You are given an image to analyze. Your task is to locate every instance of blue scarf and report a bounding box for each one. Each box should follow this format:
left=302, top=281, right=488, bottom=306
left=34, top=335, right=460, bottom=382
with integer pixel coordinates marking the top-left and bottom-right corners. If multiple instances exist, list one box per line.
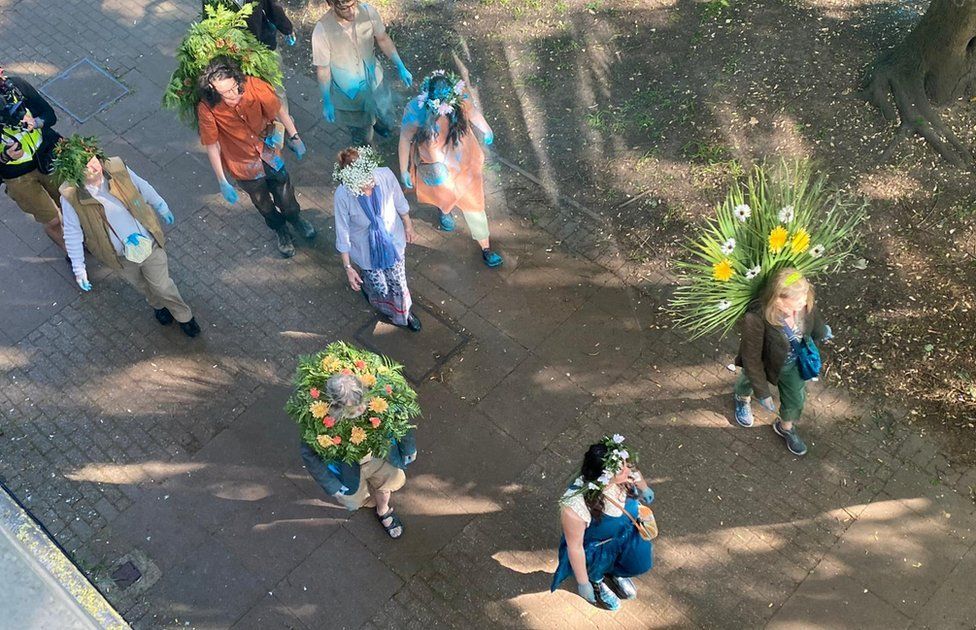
left=357, top=186, right=400, bottom=269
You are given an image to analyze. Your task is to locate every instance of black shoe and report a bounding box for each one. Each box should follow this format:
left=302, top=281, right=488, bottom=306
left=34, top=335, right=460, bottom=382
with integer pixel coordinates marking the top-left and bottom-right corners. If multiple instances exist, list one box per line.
left=291, top=217, right=317, bottom=240
left=373, top=122, right=391, bottom=138
left=179, top=317, right=201, bottom=338
left=154, top=307, right=174, bottom=325
left=276, top=227, right=295, bottom=258
left=406, top=313, right=422, bottom=332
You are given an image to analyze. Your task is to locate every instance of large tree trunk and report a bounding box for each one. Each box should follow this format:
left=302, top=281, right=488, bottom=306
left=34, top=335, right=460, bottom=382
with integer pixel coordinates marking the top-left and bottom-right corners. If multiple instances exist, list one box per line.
left=862, top=0, right=976, bottom=166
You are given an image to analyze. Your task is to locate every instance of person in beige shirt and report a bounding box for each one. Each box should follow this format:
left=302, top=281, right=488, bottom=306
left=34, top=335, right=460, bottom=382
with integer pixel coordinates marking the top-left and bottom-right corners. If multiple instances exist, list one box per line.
left=311, top=0, right=413, bottom=144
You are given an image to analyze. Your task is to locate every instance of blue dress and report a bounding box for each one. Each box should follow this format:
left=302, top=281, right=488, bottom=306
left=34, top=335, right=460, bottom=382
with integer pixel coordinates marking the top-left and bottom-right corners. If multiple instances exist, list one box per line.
left=550, top=489, right=654, bottom=591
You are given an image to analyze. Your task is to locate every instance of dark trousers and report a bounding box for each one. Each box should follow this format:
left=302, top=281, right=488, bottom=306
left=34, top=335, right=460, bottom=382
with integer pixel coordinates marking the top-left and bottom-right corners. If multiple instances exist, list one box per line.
left=237, top=163, right=301, bottom=231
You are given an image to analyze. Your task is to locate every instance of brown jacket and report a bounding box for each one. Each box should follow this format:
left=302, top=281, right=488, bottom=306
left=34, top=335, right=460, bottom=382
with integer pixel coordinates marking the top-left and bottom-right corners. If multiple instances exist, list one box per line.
left=734, top=301, right=826, bottom=399
left=59, top=157, right=165, bottom=270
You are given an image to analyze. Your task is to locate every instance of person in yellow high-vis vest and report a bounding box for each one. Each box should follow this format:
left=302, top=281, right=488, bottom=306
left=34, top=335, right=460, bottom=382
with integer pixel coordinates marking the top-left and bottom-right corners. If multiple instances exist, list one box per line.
left=0, top=68, right=65, bottom=251
left=55, top=135, right=201, bottom=338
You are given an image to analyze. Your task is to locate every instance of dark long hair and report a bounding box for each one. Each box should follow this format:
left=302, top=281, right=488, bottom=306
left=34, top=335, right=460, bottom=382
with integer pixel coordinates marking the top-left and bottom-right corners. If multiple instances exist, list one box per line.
left=197, top=56, right=246, bottom=108
left=580, top=443, right=609, bottom=522
left=413, top=76, right=470, bottom=148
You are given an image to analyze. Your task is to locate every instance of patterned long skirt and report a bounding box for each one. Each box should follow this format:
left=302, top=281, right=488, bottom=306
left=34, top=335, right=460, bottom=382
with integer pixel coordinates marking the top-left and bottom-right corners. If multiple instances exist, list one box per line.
left=361, top=260, right=412, bottom=327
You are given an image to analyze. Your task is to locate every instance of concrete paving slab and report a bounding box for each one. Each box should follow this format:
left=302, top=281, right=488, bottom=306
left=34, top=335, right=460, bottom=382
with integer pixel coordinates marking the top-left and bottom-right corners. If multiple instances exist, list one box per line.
left=354, top=305, right=467, bottom=383
left=441, top=309, right=529, bottom=401
left=274, top=528, right=403, bottom=629
left=231, top=593, right=308, bottom=630
left=912, top=541, right=976, bottom=629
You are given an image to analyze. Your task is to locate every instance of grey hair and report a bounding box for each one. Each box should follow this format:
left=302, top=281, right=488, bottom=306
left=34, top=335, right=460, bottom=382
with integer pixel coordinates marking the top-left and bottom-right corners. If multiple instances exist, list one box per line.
left=325, top=373, right=365, bottom=417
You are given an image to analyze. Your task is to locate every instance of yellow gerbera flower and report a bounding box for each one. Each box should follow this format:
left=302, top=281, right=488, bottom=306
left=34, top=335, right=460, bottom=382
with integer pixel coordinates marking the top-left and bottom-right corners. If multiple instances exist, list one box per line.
left=350, top=426, right=367, bottom=445
left=368, top=397, right=389, bottom=413
left=316, top=434, right=334, bottom=449
left=712, top=258, right=734, bottom=282
left=361, top=373, right=377, bottom=388
left=320, top=355, right=341, bottom=372
left=309, top=401, right=329, bottom=419
left=768, top=226, right=789, bottom=253
left=790, top=228, right=811, bottom=254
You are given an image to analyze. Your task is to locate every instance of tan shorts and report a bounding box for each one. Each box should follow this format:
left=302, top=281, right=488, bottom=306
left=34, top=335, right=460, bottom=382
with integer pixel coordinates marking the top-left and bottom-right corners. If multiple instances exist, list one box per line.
left=337, top=457, right=406, bottom=511
left=4, top=169, right=61, bottom=223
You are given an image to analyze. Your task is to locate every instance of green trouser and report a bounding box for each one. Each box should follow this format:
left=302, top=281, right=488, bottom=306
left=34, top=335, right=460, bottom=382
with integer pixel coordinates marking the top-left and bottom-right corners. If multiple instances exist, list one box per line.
left=734, top=361, right=806, bottom=423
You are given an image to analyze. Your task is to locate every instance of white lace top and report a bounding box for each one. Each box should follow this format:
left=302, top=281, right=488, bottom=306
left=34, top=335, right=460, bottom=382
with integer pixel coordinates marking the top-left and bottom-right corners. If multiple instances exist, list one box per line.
left=559, top=478, right=626, bottom=525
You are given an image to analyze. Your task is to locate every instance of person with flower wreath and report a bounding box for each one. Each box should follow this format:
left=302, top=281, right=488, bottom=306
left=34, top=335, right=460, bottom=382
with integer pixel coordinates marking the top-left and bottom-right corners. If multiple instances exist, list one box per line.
left=398, top=70, right=502, bottom=268
left=551, top=435, right=655, bottom=611
left=55, top=135, right=201, bottom=338
left=312, top=0, right=413, bottom=145
left=333, top=145, right=420, bottom=331
left=733, top=267, right=832, bottom=456
left=299, top=372, right=417, bottom=538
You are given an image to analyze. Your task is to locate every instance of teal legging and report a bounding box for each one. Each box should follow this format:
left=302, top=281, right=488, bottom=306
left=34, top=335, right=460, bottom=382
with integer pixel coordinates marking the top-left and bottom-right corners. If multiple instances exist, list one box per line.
left=735, top=362, right=806, bottom=423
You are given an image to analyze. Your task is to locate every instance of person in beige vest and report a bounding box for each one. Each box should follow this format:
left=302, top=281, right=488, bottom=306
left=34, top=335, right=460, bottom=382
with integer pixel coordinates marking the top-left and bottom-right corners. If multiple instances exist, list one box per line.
left=55, top=135, right=200, bottom=338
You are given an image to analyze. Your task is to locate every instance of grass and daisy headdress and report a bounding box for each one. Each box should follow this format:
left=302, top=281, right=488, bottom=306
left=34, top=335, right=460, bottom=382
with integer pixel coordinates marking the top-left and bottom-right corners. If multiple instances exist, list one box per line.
left=163, top=3, right=283, bottom=125
left=669, top=160, right=867, bottom=338
left=52, top=135, right=105, bottom=185
left=333, top=146, right=380, bottom=196
left=417, top=70, right=466, bottom=117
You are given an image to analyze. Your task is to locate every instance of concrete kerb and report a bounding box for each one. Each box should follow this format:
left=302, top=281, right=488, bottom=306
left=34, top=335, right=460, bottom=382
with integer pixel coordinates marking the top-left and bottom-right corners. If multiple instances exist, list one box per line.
left=0, top=481, right=129, bottom=630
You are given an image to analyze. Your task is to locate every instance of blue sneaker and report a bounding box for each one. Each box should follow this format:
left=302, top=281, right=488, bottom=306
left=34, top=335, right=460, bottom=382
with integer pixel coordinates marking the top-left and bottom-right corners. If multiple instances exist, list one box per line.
left=773, top=420, right=808, bottom=456
left=734, top=394, right=754, bottom=427
left=605, top=575, right=637, bottom=600
left=593, top=580, right=620, bottom=611
left=438, top=212, right=455, bottom=232
left=482, top=249, right=503, bottom=268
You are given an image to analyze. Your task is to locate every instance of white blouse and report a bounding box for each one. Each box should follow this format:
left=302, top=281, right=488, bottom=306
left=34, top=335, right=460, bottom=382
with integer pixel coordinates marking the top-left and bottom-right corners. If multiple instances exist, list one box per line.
left=560, top=478, right=626, bottom=525
left=333, top=167, right=410, bottom=270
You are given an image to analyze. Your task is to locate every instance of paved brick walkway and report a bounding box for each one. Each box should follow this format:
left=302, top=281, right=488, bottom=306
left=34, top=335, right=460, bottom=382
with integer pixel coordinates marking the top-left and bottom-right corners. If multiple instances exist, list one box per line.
left=2, top=1, right=976, bottom=628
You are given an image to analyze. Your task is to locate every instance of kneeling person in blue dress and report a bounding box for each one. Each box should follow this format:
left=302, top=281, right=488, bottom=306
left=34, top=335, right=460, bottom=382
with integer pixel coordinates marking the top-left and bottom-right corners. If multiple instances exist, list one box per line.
left=551, top=434, right=656, bottom=611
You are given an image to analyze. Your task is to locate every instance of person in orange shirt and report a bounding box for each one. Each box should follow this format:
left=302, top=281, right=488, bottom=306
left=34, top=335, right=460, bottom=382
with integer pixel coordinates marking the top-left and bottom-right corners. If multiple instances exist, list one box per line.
left=197, top=56, right=314, bottom=258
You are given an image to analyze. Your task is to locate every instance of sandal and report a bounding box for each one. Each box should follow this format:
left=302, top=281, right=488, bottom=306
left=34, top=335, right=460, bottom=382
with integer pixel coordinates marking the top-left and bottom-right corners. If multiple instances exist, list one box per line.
left=377, top=508, right=403, bottom=539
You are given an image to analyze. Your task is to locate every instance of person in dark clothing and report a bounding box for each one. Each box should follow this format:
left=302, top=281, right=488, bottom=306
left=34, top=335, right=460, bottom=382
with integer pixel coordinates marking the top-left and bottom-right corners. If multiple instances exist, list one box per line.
left=0, top=67, right=65, bottom=250
left=202, top=0, right=302, bottom=151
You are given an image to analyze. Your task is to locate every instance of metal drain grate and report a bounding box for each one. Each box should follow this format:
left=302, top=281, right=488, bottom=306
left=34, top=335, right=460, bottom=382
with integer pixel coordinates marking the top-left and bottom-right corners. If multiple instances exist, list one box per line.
left=40, top=58, right=129, bottom=123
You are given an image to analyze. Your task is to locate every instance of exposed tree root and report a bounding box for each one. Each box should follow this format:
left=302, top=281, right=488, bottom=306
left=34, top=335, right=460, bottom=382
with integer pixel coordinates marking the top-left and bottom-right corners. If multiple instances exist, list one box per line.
left=861, top=58, right=973, bottom=167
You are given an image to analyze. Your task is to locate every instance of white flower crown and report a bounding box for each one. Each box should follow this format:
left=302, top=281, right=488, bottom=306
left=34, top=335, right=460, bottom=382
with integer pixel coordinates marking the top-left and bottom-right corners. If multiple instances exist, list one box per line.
left=332, top=146, right=379, bottom=197
left=417, top=70, right=466, bottom=117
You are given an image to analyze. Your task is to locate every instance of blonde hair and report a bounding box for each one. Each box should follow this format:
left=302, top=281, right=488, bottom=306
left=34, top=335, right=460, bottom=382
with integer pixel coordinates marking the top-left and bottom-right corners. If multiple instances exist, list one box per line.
left=761, top=267, right=814, bottom=325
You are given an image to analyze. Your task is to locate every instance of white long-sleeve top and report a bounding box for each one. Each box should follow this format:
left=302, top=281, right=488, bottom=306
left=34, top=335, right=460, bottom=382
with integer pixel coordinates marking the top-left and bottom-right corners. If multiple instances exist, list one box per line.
left=61, top=167, right=166, bottom=277
left=333, top=167, right=410, bottom=270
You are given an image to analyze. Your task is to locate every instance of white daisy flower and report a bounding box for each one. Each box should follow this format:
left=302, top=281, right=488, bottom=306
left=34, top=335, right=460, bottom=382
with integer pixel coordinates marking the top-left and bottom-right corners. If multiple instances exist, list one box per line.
left=745, top=265, right=761, bottom=280
left=721, top=237, right=736, bottom=255
left=717, top=300, right=731, bottom=311
left=778, top=205, right=795, bottom=223
left=611, top=434, right=625, bottom=444
left=619, top=449, right=630, bottom=460
left=734, top=204, right=751, bottom=222
left=809, top=244, right=825, bottom=258
left=587, top=482, right=600, bottom=491
left=453, top=80, right=466, bottom=94
left=597, top=472, right=613, bottom=485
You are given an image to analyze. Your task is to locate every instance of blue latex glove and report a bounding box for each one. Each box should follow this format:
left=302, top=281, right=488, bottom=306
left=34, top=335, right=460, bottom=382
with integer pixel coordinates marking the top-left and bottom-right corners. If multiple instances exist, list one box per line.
left=392, top=54, right=413, bottom=87
left=333, top=484, right=350, bottom=496
left=577, top=582, right=596, bottom=603
left=759, top=396, right=776, bottom=413
left=265, top=127, right=284, bottom=148
left=483, top=130, right=494, bottom=145
left=404, top=452, right=416, bottom=465
left=155, top=202, right=174, bottom=225
left=322, top=98, right=336, bottom=123
left=822, top=324, right=834, bottom=342
left=75, top=271, right=91, bottom=292
left=125, top=233, right=143, bottom=246
left=285, top=33, right=296, bottom=46
left=286, top=135, right=306, bottom=160
left=401, top=171, right=412, bottom=189
left=639, top=486, right=655, bottom=505
left=219, top=179, right=238, bottom=204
